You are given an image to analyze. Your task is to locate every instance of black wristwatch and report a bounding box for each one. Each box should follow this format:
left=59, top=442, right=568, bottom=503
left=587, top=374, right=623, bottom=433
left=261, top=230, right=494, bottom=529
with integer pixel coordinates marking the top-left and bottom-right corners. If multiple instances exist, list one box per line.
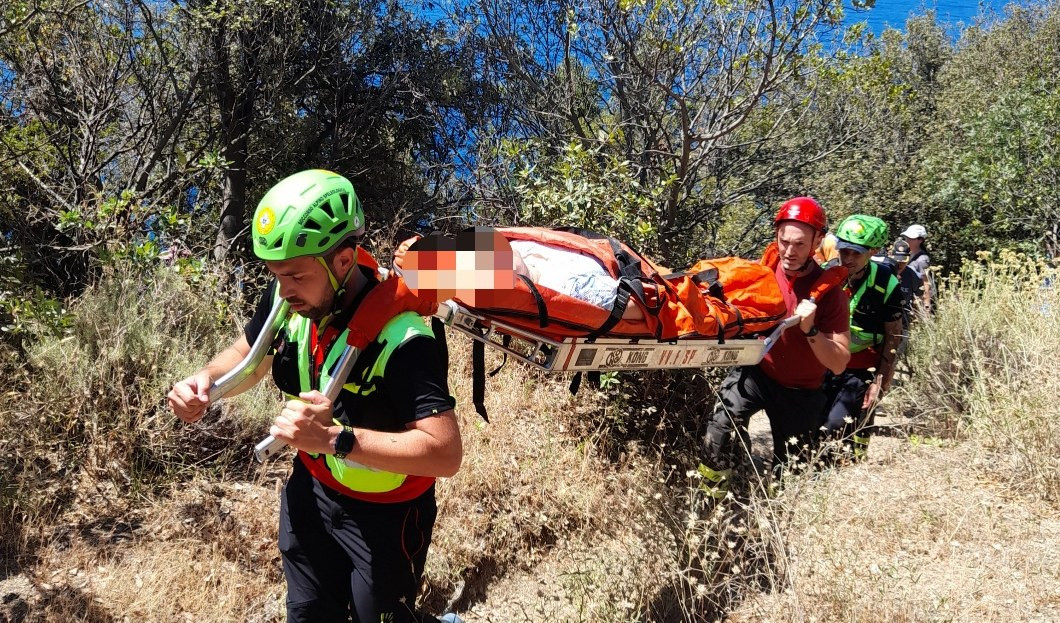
left=803, top=325, right=819, bottom=337
left=333, top=426, right=356, bottom=460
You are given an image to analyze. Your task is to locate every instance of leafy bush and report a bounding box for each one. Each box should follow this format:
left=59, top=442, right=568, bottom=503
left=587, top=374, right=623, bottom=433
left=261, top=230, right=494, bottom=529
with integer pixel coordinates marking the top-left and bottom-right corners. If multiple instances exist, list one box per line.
left=0, top=260, right=279, bottom=566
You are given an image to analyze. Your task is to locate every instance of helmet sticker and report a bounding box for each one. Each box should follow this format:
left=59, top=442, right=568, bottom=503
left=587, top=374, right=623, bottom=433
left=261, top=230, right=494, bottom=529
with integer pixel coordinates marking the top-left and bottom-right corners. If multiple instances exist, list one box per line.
left=256, top=206, right=276, bottom=236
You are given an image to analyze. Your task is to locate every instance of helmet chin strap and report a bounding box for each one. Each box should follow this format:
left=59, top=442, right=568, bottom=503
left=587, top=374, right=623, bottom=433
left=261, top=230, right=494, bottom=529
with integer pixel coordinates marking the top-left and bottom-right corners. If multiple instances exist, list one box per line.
left=315, top=255, right=358, bottom=329
left=784, top=256, right=816, bottom=277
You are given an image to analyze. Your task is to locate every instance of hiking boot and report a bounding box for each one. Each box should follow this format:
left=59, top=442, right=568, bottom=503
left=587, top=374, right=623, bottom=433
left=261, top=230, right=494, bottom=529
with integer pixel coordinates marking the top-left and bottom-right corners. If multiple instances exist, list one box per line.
left=852, top=434, right=871, bottom=461
left=697, top=464, right=731, bottom=500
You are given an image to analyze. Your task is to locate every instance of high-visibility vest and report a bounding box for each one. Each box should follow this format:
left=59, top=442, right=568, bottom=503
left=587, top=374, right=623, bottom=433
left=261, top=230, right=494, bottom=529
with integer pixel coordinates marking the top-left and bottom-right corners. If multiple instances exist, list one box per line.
left=277, top=248, right=444, bottom=502
left=846, top=261, right=899, bottom=353
left=283, top=309, right=437, bottom=497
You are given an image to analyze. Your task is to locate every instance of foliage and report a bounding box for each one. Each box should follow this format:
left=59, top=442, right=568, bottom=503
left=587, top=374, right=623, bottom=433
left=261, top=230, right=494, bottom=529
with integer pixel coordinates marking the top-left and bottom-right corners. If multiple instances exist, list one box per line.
left=503, top=139, right=671, bottom=254
left=460, top=0, right=850, bottom=265
left=914, top=5, right=1060, bottom=267
left=0, top=260, right=279, bottom=567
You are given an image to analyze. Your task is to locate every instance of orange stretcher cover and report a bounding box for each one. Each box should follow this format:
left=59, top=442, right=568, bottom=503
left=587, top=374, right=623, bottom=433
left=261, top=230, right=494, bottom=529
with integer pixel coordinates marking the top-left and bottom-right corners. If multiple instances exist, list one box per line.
left=449, top=227, right=787, bottom=341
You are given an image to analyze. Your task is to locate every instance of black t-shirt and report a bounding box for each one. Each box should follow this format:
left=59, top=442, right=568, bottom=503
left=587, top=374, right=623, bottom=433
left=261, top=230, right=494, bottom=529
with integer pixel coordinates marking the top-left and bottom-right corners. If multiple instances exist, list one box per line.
left=244, top=279, right=455, bottom=431
left=849, top=263, right=905, bottom=332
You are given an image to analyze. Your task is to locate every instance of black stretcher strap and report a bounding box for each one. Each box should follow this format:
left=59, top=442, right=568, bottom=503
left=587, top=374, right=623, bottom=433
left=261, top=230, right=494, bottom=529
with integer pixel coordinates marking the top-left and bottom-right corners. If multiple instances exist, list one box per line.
left=472, top=340, right=489, bottom=422
left=586, top=283, right=633, bottom=341
left=516, top=273, right=549, bottom=328
left=569, top=370, right=601, bottom=395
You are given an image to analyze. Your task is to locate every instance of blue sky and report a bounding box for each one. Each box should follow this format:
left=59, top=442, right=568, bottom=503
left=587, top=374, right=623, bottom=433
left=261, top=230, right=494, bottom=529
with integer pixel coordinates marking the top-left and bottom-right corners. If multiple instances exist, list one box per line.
left=843, top=0, right=1033, bottom=36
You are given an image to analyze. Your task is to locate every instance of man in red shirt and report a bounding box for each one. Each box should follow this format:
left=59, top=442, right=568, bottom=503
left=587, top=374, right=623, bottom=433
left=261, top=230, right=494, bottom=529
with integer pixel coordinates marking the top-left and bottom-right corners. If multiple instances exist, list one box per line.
left=699, top=197, right=850, bottom=497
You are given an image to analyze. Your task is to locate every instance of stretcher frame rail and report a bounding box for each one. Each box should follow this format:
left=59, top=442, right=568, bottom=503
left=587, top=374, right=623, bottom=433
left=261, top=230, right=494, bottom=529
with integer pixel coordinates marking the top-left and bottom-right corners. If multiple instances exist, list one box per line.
left=432, top=300, right=799, bottom=373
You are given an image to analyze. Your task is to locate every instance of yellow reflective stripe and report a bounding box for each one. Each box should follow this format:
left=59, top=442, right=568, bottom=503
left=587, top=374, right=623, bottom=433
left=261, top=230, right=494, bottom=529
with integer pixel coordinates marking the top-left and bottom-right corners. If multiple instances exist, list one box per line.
left=697, top=464, right=731, bottom=483
left=323, top=455, right=407, bottom=493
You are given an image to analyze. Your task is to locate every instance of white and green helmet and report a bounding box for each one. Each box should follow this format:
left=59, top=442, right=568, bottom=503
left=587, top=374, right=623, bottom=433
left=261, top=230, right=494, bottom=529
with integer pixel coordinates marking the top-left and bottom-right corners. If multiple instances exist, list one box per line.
left=252, top=169, right=365, bottom=261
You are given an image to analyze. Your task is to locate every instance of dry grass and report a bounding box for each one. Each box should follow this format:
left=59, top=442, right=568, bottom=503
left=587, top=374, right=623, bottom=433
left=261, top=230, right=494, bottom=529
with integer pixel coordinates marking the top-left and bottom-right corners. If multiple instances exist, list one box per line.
left=727, top=436, right=1060, bottom=623
left=423, top=342, right=680, bottom=619
left=894, top=252, right=1060, bottom=502
left=19, top=478, right=285, bottom=623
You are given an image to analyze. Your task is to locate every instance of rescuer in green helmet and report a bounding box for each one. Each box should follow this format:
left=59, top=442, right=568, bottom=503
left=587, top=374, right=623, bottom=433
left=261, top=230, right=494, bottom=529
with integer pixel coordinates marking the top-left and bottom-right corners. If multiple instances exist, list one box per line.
left=168, top=169, right=464, bottom=623
left=823, top=214, right=905, bottom=461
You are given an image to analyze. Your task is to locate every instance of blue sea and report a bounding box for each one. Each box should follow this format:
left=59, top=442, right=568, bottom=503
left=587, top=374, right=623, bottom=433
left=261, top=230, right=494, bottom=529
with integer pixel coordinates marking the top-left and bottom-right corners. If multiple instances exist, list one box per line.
left=843, top=0, right=1039, bottom=36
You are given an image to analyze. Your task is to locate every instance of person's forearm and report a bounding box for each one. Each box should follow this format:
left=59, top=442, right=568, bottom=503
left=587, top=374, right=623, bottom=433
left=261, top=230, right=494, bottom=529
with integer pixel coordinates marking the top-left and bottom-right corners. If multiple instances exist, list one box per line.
left=337, top=415, right=462, bottom=477
left=877, top=325, right=904, bottom=391
left=809, top=333, right=850, bottom=375
left=200, top=346, right=246, bottom=379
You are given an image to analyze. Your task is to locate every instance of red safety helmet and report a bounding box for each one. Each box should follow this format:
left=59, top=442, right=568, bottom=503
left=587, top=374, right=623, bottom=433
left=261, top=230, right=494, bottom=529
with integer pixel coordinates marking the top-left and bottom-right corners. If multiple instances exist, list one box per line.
left=774, top=196, right=827, bottom=233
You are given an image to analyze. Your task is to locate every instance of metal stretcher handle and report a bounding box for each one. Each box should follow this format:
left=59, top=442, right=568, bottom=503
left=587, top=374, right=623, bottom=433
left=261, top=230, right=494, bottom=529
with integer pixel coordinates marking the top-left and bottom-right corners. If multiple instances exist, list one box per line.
left=760, top=315, right=802, bottom=358
left=253, top=345, right=361, bottom=462
left=208, top=299, right=290, bottom=403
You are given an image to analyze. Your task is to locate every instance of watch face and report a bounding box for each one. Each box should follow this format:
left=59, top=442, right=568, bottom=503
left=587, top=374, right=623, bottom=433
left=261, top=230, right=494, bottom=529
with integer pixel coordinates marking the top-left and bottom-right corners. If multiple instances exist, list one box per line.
left=336, top=428, right=356, bottom=454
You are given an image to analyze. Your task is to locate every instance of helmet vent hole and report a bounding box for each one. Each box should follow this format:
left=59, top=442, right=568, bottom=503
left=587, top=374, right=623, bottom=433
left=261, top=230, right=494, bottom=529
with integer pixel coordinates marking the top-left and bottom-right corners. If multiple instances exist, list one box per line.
left=295, top=232, right=308, bottom=248
left=302, top=218, right=322, bottom=232
left=329, top=222, right=346, bottom=235
left=319, top=197, right=337, bottom=220
left=318, top=236, right=331, bottom=249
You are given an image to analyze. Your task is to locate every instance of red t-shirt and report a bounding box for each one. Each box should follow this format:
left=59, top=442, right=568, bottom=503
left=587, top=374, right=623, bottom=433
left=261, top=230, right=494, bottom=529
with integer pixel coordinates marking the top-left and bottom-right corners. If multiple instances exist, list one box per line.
left=758, top=263, right=849, bottom=389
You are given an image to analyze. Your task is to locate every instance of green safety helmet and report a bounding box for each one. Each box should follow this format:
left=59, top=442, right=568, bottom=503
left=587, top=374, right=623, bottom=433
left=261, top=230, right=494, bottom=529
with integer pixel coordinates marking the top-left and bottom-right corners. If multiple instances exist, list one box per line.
left=251, top=169, right=364, bottom=261
left=835, top=214, right=889, bottom=254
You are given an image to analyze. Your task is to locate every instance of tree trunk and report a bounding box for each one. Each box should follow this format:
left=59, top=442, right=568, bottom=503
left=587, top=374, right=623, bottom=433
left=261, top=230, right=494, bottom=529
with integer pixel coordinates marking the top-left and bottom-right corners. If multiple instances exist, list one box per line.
left=211, top=21, right=256, bottom=262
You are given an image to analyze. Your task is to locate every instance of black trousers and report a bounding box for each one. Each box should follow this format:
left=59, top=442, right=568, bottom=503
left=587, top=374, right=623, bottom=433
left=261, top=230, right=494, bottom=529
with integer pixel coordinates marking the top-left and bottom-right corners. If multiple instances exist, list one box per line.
left=279, top=459, right=439, bottom=623
left=822, top=368, right=877, bottom=441
left=702, top=365, right=827, bottom=474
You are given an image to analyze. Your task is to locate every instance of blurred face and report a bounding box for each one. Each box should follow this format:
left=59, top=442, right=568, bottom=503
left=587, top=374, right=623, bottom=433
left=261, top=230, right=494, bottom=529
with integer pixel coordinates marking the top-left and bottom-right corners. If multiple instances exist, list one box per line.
left=776, top=221, right=822, bottom=273
left=400, top=228, right=516, bottom=305
left=839, top=247, right=873, bottom=275
left=266, top=248, right=355, bottom=320
left=904, top=236, right=923, bottom=252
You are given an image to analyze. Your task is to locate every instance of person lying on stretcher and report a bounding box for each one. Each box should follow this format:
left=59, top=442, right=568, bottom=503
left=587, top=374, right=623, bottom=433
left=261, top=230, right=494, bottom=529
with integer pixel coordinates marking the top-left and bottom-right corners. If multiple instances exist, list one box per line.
left=392, top=231, right=648, bottom=320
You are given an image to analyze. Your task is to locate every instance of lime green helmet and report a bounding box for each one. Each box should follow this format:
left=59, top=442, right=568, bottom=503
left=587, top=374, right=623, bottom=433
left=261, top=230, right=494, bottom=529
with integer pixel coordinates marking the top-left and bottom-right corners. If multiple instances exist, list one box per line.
left=252, top=169, right=364, bottom=261
left=835, top=214, right=890, bottom=253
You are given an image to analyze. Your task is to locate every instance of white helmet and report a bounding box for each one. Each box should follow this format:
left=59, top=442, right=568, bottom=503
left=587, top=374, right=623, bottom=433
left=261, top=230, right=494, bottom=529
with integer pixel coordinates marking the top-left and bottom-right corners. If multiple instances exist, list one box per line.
left=901, top=224, right=927, bottom=240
